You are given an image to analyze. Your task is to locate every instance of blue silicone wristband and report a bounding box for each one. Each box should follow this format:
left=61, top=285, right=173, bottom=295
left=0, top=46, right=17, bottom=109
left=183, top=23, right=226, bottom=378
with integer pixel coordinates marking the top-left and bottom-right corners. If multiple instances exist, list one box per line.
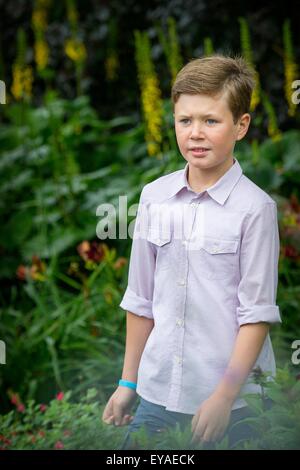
left=118, top=379, right=137, bottom=390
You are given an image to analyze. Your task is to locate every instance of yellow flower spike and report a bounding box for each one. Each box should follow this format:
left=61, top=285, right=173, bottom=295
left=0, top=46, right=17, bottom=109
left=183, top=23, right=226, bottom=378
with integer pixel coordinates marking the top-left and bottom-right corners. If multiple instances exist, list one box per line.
left=239, top=17, right=261, bottom=111
left=11, top=64, right=23, bottom=100
left=272, top=132, right=282, bottom=143
left=68, top=7, right=78, bottom=29
left=147, top=142, right=159, bottom=157
left=32, top=9, right=47, bottom=30
left=38, top=0, right=51, bottom=7
left=32, top=0, right=51, bottom=71
left=166, top=17, right=183, bottom=84
left=156, top=17, right=182, bottom=85
left=11, top=28, right=33, bottom=101
left=261, top=92, right=281, bottom=141
left=134, top=30, right=164, bottom=158
left=23, top=66, right=33, bottom=98
left=35, top=39, right=50, bottom=71
left=65, top=38, right=87, bottom=63
left=250, top=74, right=260, bottom=112
left=11, top=65, right=33, bottom=100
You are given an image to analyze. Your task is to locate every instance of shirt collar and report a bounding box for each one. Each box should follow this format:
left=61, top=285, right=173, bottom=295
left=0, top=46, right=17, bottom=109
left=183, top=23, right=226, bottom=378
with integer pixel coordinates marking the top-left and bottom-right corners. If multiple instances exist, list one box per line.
left=158, top=157, right=243, bottom=205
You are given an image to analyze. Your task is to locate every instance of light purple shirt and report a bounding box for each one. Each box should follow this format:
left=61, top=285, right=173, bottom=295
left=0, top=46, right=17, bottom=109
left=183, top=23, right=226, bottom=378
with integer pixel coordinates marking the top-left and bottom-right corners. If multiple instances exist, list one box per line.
left=119, top=157, right=282, bottom=414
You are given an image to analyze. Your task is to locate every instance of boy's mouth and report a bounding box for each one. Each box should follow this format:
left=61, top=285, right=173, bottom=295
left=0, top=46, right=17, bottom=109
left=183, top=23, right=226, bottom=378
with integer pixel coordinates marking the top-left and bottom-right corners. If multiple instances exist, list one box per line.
left=189, top=147, right=210, bottom=155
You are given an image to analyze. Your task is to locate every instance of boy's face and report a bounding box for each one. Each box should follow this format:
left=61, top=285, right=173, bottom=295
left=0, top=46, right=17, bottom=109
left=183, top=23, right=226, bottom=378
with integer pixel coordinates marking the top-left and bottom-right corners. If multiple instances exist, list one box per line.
left=173, top=92, right=250, bottom=172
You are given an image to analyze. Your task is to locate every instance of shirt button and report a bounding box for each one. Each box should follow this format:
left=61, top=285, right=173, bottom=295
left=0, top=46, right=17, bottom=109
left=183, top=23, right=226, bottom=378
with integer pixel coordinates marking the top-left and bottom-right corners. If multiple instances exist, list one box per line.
left=177, top=279, right=186, bottom=286
left=182, top=240, right=187, bottom=247
left=176, top=318, right=183, bottom=327
left=190, top=202, right=197, bottom=208
left=212, top=243, right=219, bottom=253
left=174, top=355, right=182, bottom=365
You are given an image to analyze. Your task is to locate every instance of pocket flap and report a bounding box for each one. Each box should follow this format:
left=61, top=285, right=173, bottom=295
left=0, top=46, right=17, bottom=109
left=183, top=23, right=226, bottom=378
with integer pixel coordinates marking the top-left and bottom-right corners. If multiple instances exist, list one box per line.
left=201, top=237, right=239, bottom=254
left=146, top=228, right=171, bottom=246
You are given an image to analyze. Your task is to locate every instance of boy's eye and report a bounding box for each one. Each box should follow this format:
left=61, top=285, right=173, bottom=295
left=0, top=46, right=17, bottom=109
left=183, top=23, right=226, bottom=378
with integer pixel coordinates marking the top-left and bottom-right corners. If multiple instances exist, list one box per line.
left=178, top=118, right=218, bottom=125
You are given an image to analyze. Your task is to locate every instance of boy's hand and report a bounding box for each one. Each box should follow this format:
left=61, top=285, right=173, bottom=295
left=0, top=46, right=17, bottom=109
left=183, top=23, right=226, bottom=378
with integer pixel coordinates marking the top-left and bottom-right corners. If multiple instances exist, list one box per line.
left=190, top=393, right=232, bottom=445
left=102, top=386, right=137, bottom=427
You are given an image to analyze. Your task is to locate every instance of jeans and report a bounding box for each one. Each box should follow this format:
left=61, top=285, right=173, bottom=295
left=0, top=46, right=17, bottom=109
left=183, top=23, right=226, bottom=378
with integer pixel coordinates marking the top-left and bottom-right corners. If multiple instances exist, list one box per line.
left=119, top=396, right=273, bottom=450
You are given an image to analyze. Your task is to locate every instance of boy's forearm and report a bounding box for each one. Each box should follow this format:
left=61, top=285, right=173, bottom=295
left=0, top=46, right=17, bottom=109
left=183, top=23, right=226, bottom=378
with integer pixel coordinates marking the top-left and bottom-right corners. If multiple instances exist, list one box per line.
left=121, top=311, right=154, bottom=383
left=213, top=322, right=270, bottom=404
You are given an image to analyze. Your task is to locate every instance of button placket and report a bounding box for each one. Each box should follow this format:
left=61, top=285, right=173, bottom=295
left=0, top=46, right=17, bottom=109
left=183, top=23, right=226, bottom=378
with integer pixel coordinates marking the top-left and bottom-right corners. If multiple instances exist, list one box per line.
left=168, top=211, right=189, bottom=409
left=167, top=197, right=200, bottom=409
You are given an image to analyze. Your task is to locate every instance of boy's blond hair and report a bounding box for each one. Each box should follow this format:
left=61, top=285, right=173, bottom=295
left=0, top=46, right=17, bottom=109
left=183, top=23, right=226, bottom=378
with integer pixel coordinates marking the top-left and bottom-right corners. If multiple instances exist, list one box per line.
left=171, top=54, right=256, bottom=123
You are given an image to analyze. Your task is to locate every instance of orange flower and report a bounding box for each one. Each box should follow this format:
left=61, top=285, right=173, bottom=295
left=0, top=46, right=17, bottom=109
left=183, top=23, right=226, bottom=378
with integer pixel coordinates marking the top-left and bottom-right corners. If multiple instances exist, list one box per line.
left=16, top=265, right=28, bottom=281
left=30, top=255, right=46, bottom=281
left=77, top=241, right=90, bottom=261
left=113, top=257, right=127, bottom=270
left=16, top=256, right=46, bottom=282
left=77, top=240, right=106, bottom=263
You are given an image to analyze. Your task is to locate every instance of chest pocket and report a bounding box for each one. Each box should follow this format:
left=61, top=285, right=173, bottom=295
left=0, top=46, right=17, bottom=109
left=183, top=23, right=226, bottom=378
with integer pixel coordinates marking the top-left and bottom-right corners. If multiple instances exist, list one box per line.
left=198, top=237, right=239, bottom=280
left=146, top=228, right=172, bottom=271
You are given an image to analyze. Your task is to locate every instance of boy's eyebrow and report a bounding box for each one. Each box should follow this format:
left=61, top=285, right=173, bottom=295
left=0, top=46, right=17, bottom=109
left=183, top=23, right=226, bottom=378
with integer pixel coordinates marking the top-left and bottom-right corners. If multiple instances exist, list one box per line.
left=176, top=113, right=219, bottom=119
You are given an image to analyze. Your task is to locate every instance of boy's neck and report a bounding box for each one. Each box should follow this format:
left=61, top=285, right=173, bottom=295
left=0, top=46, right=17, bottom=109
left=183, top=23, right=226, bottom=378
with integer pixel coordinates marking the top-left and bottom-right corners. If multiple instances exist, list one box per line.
left=187, top=157, right=235, bottom=193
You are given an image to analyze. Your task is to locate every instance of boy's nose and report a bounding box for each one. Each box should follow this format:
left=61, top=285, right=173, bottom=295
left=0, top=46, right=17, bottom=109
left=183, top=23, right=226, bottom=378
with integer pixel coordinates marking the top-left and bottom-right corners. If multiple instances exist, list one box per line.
left=190, top=123, right=205, bottom=138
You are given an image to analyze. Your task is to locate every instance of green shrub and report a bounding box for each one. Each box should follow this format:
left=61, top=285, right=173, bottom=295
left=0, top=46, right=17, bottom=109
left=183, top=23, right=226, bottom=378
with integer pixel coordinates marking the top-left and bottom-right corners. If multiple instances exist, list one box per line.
left=1, top=367, right=299, bottom=450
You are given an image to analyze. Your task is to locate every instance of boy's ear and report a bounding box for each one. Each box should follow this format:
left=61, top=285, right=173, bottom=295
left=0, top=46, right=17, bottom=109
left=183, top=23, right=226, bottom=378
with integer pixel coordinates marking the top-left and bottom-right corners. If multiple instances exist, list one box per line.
left=236, top=113, right=251, bottom=141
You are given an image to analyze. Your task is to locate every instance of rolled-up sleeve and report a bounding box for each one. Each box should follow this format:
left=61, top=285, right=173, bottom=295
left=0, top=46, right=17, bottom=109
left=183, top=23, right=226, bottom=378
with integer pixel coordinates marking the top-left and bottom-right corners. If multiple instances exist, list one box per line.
left=119, top=188, right=155, bottom=319
left=236, top=201, right=282, bottom=326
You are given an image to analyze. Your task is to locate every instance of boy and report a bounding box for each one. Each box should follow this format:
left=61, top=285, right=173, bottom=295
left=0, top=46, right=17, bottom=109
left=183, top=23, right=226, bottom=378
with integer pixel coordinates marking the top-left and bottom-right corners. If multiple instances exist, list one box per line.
left=102, top=54, right=282, bottom=449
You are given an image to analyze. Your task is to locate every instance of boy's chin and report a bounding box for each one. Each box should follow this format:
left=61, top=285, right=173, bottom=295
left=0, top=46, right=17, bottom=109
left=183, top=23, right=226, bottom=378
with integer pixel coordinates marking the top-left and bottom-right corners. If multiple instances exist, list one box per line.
left=187, top=155, right=212, bottom=166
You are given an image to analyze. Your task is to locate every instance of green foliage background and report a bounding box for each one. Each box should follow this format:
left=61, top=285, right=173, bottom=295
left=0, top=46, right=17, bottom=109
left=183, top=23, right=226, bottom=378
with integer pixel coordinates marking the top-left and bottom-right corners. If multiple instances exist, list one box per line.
left=0, top=0, right=300, bottom=450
